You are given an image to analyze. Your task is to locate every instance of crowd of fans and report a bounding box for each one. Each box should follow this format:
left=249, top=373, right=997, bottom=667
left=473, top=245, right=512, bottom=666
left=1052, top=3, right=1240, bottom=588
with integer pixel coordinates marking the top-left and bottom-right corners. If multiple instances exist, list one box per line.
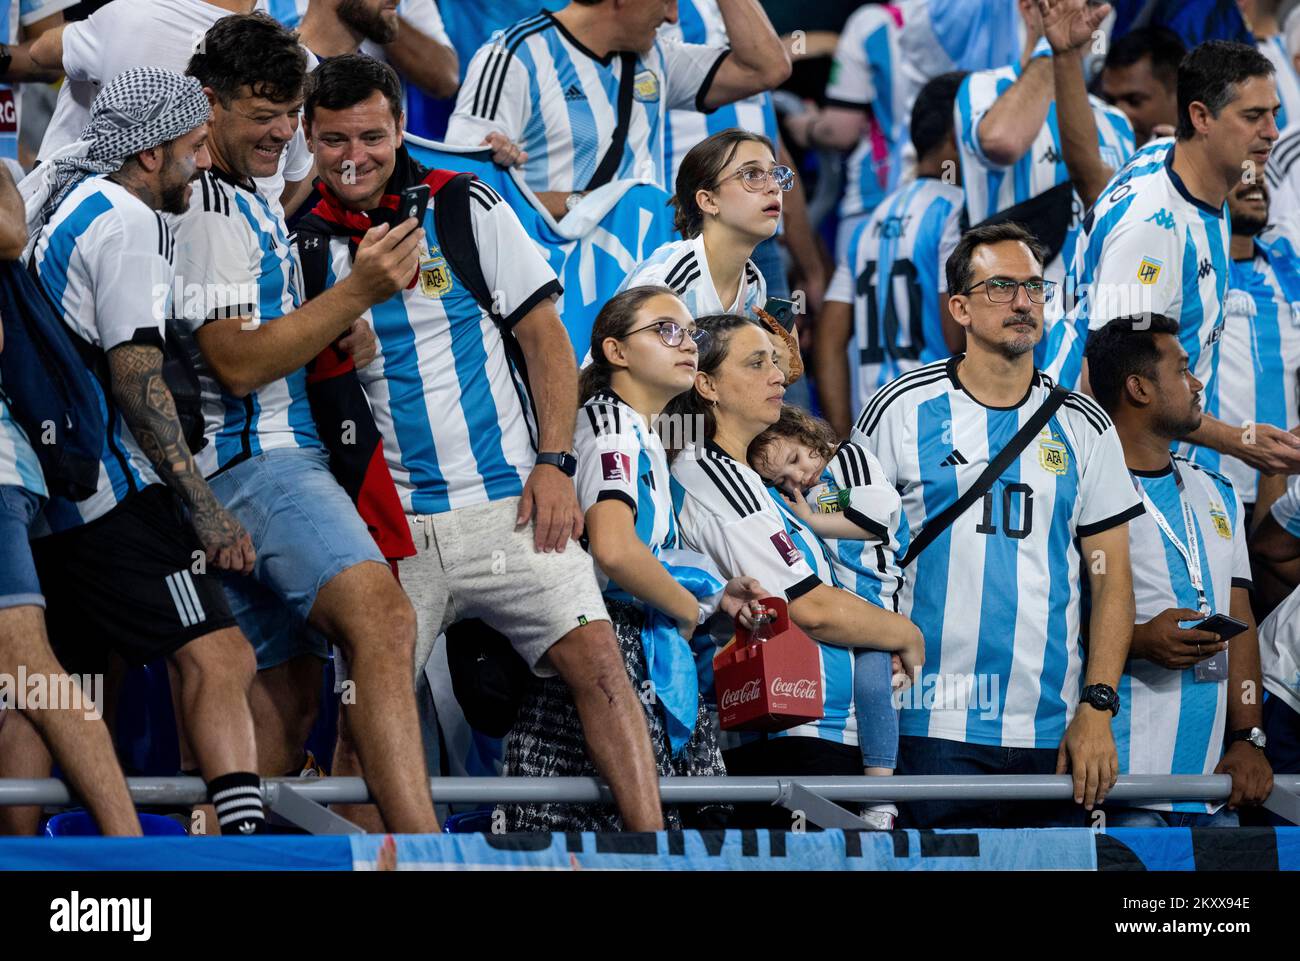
left=0, top=0, right=1298, bottom=838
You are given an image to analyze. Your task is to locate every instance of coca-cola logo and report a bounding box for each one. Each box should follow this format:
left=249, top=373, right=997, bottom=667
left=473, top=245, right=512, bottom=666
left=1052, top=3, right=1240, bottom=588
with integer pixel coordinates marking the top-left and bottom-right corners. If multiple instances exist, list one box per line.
left=720, top=679, right=762, bottom=710
left=770, top=676, right=818, bottom=700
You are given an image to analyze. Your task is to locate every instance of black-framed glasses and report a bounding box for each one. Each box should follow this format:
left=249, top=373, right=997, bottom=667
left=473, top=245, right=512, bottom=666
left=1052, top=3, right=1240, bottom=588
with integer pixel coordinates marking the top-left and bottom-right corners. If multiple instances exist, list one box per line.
left=622, top=320, right=708, bottom=348
left=716, top=163, right=795, bottom=193
left=963, top=277, right=1058, bottom=304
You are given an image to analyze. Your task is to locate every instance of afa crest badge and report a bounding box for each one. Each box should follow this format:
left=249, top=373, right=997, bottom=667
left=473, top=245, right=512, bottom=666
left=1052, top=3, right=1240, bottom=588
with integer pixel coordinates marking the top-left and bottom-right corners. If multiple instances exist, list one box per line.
left=1039, top=437, right=1068, bottom=475
left=419, top=257, right=452, bottom=297
left=1208, top=502, right=1232, bottom=539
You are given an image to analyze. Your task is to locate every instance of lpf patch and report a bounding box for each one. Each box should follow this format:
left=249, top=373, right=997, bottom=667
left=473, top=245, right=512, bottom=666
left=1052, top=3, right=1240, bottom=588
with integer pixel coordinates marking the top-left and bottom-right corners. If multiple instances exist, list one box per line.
left=633, top=69, right=660, bottom=102
left=1038, top=436, right=1068, bottom=475
left=1208, top=502, right=1232, bottom=539
left=601, top=451, right=631, bottom=483
left=419, top=256, right=452, bottom=297
left=1137, top=256, right=1163, bottom=285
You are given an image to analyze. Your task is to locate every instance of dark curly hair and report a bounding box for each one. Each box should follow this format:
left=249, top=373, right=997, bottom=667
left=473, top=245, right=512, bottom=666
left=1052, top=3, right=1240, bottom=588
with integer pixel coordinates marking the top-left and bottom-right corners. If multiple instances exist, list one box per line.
left=187, top=12, right=307, bottom=106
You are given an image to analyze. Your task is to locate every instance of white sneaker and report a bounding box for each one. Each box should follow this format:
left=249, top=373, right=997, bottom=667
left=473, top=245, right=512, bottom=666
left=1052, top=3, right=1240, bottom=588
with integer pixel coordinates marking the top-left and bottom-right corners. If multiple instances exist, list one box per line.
left=859, top=803, right=898, bottom=830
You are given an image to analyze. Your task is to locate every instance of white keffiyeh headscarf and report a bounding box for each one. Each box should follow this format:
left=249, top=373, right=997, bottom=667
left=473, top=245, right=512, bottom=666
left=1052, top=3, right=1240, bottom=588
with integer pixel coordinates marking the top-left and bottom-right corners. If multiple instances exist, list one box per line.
left=21, top=67, right=211, bottom=240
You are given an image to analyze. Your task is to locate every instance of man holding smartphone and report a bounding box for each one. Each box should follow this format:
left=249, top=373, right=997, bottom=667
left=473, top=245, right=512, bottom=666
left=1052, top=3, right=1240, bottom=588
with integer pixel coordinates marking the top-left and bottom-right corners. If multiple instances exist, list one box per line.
left=1086, top=315, right=1273, bottom=827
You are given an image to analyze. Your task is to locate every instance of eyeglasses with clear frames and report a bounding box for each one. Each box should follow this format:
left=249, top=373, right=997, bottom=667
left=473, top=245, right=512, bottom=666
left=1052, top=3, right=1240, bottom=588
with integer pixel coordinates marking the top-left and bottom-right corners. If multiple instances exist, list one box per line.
left=963, top=277, right=1058, bottom=304
left=715, top=164, right=795, bottom=193
left=621, top=320, right=708, bottom=348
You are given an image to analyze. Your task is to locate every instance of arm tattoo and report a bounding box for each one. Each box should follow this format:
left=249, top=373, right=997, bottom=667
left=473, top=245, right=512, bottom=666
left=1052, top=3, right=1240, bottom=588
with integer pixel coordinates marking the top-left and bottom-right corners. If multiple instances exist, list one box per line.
left=108, top=343, right=243, bottom=552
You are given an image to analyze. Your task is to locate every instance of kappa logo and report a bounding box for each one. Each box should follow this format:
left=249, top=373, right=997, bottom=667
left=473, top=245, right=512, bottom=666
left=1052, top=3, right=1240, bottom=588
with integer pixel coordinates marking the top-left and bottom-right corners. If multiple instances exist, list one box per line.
left=601, top=450, right=631, bottom=483
left=563, top=83, right=586, bottom=102
left=1198, top=258, right=1213, bottom=280
left=1040, top=145, right=1061, bottom=165
left=769, top=530, right=802, bottom=566
left=1144, top=208, right=1175, bottom=230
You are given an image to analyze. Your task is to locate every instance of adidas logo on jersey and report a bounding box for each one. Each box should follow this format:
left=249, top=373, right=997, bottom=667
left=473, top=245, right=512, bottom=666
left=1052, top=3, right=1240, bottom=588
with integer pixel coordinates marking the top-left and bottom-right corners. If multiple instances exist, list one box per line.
left=1144, top=209, right=1175, bottom=230
left=563, top=84, right=586, bottom=102
left=939, top=449, right=968, bottom=468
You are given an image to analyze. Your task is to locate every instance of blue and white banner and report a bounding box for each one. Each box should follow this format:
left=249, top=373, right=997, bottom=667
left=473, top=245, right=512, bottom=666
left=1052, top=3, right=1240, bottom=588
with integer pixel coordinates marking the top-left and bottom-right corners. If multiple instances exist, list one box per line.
left=405, top=136, right=680, bottom=360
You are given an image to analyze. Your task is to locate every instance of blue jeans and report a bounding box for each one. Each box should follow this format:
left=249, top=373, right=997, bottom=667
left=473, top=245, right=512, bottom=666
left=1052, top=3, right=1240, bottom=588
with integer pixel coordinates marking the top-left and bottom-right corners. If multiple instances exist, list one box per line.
left=896, top=734, right=1087, bottom=829
left=1102, top=806, right=1239, bottom=828
left=0, top=485, right=43, bottom=610
left=854, top=648, right=898, bottom=769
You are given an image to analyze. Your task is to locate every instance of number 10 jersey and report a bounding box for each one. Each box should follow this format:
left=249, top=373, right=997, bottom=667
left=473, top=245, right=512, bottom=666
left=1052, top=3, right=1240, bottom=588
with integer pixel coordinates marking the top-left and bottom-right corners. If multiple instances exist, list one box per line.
left=852, top=356, right=1143, bottom=748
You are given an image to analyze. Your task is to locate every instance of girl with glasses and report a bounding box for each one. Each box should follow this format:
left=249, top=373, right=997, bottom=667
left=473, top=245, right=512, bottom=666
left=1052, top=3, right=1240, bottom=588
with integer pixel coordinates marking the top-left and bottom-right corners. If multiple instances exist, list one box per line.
left=617, top=129, right=803, bottom=381
left=506, top=286, right=766, bottom=832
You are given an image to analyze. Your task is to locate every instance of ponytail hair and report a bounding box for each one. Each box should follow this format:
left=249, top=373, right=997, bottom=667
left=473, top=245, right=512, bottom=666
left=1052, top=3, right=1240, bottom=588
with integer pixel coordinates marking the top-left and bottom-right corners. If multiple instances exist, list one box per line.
left=579, top=284, right=679, bottom=404
left=670, top=128, right=775, bottom=238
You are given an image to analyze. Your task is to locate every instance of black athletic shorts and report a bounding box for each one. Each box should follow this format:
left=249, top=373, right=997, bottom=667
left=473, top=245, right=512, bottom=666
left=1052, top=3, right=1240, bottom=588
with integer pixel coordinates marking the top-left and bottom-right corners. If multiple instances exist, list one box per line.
left=31, top=484, right=237, bottom=674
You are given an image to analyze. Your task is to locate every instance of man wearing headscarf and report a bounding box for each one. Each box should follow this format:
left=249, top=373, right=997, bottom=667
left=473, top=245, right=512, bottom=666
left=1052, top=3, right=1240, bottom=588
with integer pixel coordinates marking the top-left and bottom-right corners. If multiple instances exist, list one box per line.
left=24, top=66, right=273, bottom=836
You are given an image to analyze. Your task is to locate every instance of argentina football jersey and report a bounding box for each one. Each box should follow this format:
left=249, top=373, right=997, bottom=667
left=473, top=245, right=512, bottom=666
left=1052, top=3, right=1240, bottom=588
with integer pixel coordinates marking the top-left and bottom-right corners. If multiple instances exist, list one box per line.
left=620, top=235, right=767, bottom=318
left=1217, top=228, right=1300, bottom=501
left=1041, top=140, right=1231, bottom=427
left=31, top=177, right=173, bottom=532
left=955, top=52, right=1135, bottom=280
left=660, top=0, right=779, bottom=194
left=1258, top=34, right=1300, bottom=132
left=853, top=357, right=1142, bottom=748
left=1119, top=457, right=1251, bottom=813
left=671, top=442, right=857, bottom=747
left=171, top=168, right=321, bottom=478
left=447, top=11, right=728, bottom=193
left=825, top=3, right=907, bottom=223
left=825, top=177, right=964, bottom=407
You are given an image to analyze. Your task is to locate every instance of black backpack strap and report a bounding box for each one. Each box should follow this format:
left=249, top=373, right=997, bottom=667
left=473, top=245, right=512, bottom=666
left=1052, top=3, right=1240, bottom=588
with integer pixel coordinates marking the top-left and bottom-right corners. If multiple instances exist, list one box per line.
left=584, top=52, right=637, bottom=193
left=900, top=384, right=1071, bottom=568
left=292, top=213, right=334, bottom=302
left=431, top=173, right=496, bottom=315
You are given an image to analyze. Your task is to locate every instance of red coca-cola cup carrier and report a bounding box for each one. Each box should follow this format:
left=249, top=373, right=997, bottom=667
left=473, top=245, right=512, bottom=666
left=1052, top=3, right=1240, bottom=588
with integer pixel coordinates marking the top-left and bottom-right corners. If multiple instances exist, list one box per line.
left=713, top=596, right=824, bottom=732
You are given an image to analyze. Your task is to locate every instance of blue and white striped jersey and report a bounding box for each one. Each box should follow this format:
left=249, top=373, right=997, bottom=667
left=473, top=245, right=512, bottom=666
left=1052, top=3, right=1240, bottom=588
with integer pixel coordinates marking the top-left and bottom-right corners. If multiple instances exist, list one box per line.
left=853, top=357, right=1143, bottom=748
left=1259, top=581, right=1300, bottom=717
left=30, top=177, right=172, bottom=532
left=573, top=389, right=677, bottom=592
left=1271, top=474, right=1300, bottom=536
left=1, top=0, right=77, bottom=162
left=825, top=177, right=964, bottom=406
left=825, top=3, right=907, bottom=220
left=619, top=235, right=766, bottom=318
left=660, top=0, right=779, bottom=198
left=447, top=11, right=727, bottom=194
left=171, top=168, right=320, bottom=478
left=347, top=179, right=560, bottom=515
left=1259, top=35, right=1300, bottom=132
left=1119, top=457, right=1251, bottom=813
left=955, top=53, right=1135, bottom=278
left=1217, top=229, right=1300, bottom=502
left=1042, top=140, right=1231, bottom=435
left=0, top=386, right=46, bottom=497
left=802, top=441, right=906, bottom=614
left=1266, top=123, right=1300, bottom=235
left=895, top=0, right=1024, bottom=116
left=671, top=440, right=857, bottom=746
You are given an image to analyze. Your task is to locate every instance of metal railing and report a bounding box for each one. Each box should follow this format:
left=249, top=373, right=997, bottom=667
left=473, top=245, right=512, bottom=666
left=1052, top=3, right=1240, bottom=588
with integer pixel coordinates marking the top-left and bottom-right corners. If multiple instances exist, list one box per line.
left=2, top=774, right=1298, bottom=834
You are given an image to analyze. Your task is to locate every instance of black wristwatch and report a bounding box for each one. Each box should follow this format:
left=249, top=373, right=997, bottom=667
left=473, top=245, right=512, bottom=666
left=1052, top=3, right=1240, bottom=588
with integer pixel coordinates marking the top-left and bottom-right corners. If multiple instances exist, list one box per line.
left=1080, top=683, right=1120, bottom=717
left=1228, top=726, right=1267, bottom=750
left=535, top=451, right=577, bottom=477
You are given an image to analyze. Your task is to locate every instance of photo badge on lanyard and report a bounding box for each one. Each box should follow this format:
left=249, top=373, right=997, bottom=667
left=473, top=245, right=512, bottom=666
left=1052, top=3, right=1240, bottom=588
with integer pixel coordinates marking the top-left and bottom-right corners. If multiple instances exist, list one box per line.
left=1134, top=464, right=1228, bottom=683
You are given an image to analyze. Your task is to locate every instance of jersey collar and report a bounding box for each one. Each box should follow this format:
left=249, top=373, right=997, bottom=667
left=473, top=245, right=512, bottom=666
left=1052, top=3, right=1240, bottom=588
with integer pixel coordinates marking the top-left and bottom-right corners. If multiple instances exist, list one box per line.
left=1164, top=144, right=1228, bottom=217
left=544, top=10, right=618, bottom=66
left=945, top=353, right=1043, bottom=410
left=207, top=162, right=257, bottom=194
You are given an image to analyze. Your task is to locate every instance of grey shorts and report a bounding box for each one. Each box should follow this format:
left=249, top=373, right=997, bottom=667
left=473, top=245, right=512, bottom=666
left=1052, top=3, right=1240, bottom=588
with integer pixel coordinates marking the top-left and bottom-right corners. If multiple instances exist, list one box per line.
left=401, top=496, right=609, bottom=679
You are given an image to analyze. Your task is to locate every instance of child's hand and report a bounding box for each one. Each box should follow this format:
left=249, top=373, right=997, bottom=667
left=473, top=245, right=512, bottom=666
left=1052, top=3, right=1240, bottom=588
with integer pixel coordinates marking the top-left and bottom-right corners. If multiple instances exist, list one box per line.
left=780, top=483, right=816, bottom=523
left=890, top=653, right=912, bottom=691
left=721, top=576, right=769, bottom=628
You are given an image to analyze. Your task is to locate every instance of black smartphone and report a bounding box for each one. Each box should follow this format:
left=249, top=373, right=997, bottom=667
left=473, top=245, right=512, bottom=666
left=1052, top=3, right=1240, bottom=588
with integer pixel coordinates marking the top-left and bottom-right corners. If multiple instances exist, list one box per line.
left=763, top=296, right=797, bottom=332
left=398, top=184, right=430, bottom=225
left=1192, top=612, right=1249, bottom=642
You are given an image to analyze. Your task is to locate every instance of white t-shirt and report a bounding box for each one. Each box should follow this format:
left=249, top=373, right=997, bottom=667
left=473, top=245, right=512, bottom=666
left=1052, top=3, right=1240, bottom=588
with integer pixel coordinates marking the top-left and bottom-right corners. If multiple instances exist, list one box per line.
left=36, top=0, right=314, bottom=212
left=2, top=0, right=78, bottom=164
left=1259, top=583, right=1300, bottom=718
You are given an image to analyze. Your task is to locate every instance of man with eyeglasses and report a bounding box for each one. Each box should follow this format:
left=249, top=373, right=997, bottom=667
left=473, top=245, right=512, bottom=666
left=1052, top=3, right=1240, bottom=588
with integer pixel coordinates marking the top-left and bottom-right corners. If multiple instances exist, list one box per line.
left=298, top=54, right=667, bottom=832
left=853, top=222, right=1143, bottom=829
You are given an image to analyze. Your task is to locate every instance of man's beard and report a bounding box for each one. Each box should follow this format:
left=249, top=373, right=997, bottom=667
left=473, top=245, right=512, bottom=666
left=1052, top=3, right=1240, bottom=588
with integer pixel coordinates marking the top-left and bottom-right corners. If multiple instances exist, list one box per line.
left=159, top=177, right=191, bottom=215
left=1230, top=210, right=1267, bottom=238
left=1154, top=406, right=1202, bottom=441
left=338, top=0, right=398, bottom=45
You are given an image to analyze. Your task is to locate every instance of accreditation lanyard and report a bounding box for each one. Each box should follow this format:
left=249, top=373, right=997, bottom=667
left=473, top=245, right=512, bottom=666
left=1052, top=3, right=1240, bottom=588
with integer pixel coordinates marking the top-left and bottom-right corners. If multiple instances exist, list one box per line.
left=1132, top=461, right=1208, bottom=613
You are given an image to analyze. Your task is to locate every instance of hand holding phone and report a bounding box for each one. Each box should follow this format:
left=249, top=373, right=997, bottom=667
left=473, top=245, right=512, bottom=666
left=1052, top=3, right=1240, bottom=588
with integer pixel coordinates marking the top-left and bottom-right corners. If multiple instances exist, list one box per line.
left=398, top=184, right=430, bottom=226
